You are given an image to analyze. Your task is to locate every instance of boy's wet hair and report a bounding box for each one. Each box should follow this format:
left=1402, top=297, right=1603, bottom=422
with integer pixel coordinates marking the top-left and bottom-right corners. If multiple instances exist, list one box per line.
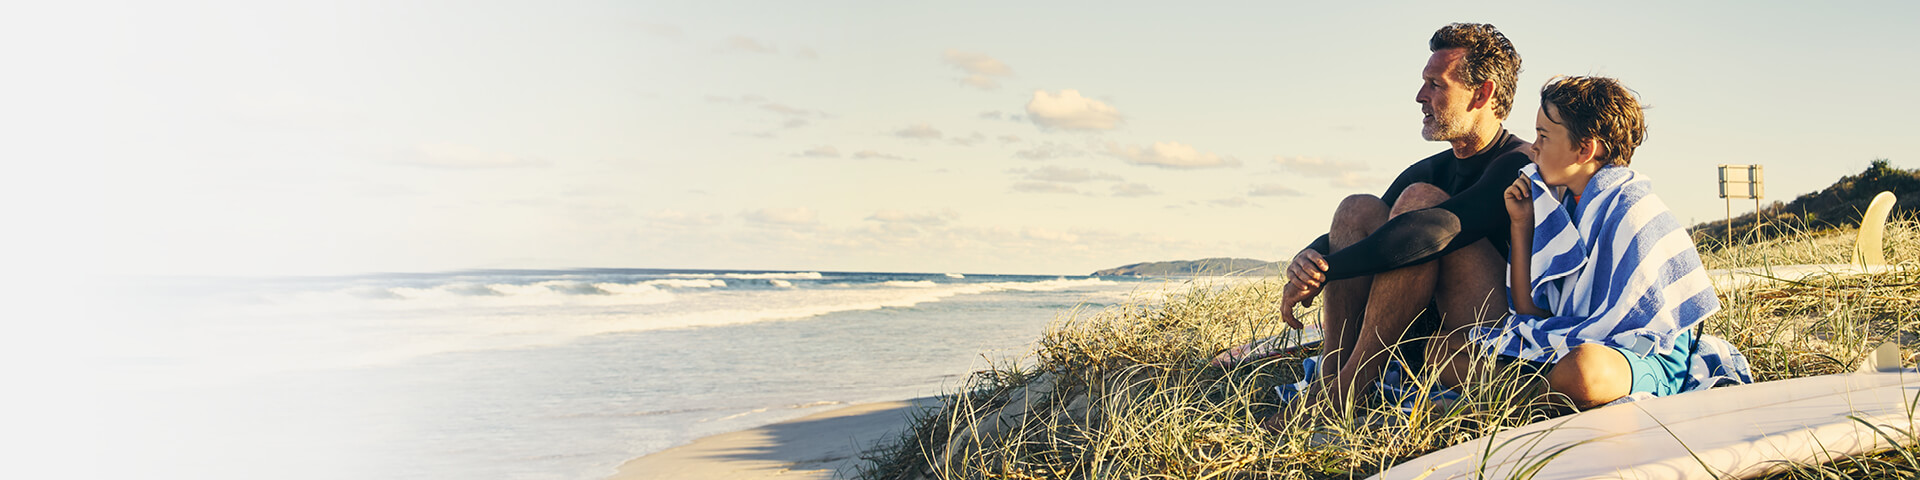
left=1540, top=76, right=1647, bottom=167
left=1429, top=23, right=1523, bottom=119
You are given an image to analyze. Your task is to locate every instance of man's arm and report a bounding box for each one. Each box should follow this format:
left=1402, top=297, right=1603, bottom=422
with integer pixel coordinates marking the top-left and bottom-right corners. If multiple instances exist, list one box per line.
left=1319, top=153, right=1533, bottom=280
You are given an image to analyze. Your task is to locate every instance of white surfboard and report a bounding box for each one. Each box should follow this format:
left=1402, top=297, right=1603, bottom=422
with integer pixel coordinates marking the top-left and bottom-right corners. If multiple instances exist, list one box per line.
left=1370, top=370, right=1920, bottom=480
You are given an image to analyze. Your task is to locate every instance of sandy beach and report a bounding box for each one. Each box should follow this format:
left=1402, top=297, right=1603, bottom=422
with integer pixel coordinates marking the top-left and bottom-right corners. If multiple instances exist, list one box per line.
left=610, top=397, right=940, bottom=480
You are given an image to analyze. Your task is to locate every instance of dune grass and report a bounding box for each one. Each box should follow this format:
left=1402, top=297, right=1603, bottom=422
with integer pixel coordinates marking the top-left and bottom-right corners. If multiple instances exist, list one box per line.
left=857, top=217, right=1920, bottom=480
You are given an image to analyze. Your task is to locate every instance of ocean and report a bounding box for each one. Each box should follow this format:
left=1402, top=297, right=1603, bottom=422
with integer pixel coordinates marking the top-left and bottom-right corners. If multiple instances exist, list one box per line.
left=80, top=269, right=1166, bottom=480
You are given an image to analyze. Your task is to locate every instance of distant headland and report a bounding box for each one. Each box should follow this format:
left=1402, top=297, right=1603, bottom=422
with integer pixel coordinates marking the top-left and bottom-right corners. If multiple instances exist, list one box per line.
left=1089, top=257, right=1279, bottom=277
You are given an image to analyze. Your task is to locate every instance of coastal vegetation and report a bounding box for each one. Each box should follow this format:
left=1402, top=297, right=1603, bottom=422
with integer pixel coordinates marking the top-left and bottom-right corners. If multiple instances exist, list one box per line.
left=858, top=162, right=1920, bottom=479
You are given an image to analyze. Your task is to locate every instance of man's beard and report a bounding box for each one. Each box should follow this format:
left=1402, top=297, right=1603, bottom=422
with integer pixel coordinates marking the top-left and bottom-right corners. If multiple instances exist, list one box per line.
left=1421, top=110, right=1471, bottom=141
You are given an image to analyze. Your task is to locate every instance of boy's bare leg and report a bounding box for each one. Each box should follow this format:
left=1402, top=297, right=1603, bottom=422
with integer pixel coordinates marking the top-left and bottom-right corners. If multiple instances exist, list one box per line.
left=1321, top=184, right=1449, bottom=413
left=1315, top=194, right=1389, bottom=386
left=1546, top=344, right=1632, bottom=409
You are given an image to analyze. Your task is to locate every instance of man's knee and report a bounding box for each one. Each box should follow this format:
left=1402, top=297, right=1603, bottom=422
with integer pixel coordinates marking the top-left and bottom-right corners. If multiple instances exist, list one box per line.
left=1546, top=345, right=1631, bottom=408
left=1391, top=183, right=1449, bottom=217
left=1332, top=194, right=1389, bottom=245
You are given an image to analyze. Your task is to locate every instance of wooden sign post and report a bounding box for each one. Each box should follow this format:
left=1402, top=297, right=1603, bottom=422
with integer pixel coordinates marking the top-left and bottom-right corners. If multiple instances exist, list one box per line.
left=1718, top=164, right=1765, bottom=247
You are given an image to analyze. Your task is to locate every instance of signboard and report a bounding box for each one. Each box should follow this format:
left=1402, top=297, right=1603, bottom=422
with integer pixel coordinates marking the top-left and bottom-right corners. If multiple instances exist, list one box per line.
left=1719, top=164, right=1764, bottom=199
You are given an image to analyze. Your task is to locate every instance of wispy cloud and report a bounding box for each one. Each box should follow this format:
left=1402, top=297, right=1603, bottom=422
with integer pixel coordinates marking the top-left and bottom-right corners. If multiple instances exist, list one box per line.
left=1103, top=141, right=1241, bottom=169
left=947, top=131, right=987, bottom=147
left=646, top=209, right=722, bottom=227
left=866, top=209, right=959, bottom=226
left=741, top=207, right=818, bottom=227
left=1009, top=165, right=1121, bottom=183
left=1248, top=183, right=1303, bottom=197
left=1013, top=141, right=1085, bottom=161
left=793, top=145, right=840, bottom=158
left=998, top=134, right=1023, bottom=144
left=795, top=47, right=819, bottom=60
left=1272, top=155, right=1371, bottom=178
left=1110, top=183, right=1161, bottom=197
left=1331, top=172, right=1390, bottom=189
left=393, top=143, right=551, bottom=169
left=1209, top=197, right=1252, bottom=208
left=942, top=50, right=1014, bottom=90
left=639, top=23, right=682, bottom=39
left=1011, top=182, right=1081, bottom=194
left=723, top=35, right=777, bottom=54
left=891, top=123, right=943, bottom=140
left=851, top=150, right=911, bottom=161
left=1026, top=90, right=1122, bottom=131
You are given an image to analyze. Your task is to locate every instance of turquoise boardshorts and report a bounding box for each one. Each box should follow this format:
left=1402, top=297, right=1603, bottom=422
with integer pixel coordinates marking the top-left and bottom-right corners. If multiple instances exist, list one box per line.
left=1617, top=329, right=1694, bottom=396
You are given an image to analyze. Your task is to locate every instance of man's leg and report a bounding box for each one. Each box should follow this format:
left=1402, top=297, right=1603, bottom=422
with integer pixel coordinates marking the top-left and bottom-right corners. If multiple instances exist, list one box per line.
left=1315, top=194, right=1389, bottom=386
left=1322, top=183, right=1449, bottom=412
left=1427, top=239, right=1506, bottom=389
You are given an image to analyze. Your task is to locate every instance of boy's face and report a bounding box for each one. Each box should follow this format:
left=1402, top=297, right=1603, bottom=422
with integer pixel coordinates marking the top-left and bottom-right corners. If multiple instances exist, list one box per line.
left=1531, top=104, right=1599, bottom=188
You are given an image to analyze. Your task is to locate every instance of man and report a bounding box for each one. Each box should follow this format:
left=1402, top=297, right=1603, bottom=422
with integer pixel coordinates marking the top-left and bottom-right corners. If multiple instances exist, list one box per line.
left=1265, top=23, right=1535, bottom=415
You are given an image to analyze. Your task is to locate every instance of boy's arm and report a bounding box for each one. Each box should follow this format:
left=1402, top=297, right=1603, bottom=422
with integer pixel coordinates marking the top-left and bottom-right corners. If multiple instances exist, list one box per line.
left=1504, top=177, right=1549, bottom=316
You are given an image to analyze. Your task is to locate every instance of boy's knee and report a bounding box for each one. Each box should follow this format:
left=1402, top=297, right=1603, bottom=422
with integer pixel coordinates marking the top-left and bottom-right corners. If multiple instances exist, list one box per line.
left=1547, top=345, right=1631, bottom=408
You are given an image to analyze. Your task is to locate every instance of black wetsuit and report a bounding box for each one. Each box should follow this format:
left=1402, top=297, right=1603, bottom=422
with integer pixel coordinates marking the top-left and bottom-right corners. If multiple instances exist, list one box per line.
left=1301, top=131, right=1533, bottom=370
left=1305, top=130, right=1535, bottom=279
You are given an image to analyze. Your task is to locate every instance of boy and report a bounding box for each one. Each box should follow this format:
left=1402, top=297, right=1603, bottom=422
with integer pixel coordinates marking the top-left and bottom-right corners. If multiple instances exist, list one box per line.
left=1432, top=75, right=1750, bottom=410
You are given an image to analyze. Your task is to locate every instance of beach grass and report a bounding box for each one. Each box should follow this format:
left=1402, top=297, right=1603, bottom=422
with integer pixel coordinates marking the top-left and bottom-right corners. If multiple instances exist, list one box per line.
left=856, top=215, right=1920, bottom=480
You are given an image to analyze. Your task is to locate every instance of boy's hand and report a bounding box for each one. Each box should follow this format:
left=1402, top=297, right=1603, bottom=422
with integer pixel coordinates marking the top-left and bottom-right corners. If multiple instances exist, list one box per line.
left=1504, top=177, right=1534, bottom=227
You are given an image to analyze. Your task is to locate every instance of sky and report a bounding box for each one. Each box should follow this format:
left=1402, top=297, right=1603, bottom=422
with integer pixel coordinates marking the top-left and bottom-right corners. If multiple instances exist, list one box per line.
left=14, top=0, right=1920, bottom=276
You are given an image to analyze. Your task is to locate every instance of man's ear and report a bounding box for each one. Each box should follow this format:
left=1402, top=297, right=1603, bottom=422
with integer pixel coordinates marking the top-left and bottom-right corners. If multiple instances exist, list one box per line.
left=1470, top=81, right=1496, bottom=111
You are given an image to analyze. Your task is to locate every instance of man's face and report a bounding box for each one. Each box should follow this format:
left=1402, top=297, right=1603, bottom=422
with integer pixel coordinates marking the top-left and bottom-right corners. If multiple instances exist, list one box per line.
left=1416, top=48, right=1475, bottom=142
left=1530, top=104, right=1594, bottom=187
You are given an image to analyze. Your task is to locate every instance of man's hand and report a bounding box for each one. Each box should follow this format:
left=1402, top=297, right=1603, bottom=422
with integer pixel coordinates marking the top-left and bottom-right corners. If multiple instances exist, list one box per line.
left=1279, top=280, right=1320, bottom=329
left=1280, top=248, right=1329, bottom=329
left=1504, top=177, right=1534, bottom=227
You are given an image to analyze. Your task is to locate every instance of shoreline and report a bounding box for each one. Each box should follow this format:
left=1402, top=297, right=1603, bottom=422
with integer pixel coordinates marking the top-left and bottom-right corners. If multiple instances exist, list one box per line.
left=609, top=397, right=941, bottom=480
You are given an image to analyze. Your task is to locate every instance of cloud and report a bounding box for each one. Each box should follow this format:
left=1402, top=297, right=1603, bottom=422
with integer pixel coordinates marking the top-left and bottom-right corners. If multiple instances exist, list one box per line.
left=1272, top=156, right=1371, bottom=178
left=393, top=143, right=551, bottom=169
left=1332, top=172, right=1390, bottom=189
left=942, top=50, right=1014, bottom=90
left=998, top=134, right=1022, bottom=144
left=1248, top=183, right=1303, bottom=197
left=866, top=209, right=959, bottom=226
left=1010, top=182, right=1081, bottom=194
left=782, top=118, right=810, bottom=129
left=639, top=23, right=682, bottom=39
left=796, top=47, right=819, bottom=60
left=979, top=111, right=1005, bottom=120
left=761, top=103, right=818, bottom=117
left=1110, top=183, right=1161, bottom=197
left=1025, top=90, right=1122, bottom=131
left=724, top=36, right=777, bottom=54
left=1209, top=197, right=1252, bottom=208
left=793, top=145, right=840, bottom=158
left=1103, top=142, right=1241, bottom=169
left=741, top=207, right=818, bottom=226
left=1013, top=141, right=1085, bottom=161
left=892, top=123, right=943, bottom=139
left=851, top=150, right=911, bottom=161
left=1010, top=165, right=1121, bottom=183
left=646, top=209, right=722, bottom=227
left=947, top=131, right=987, bottom=147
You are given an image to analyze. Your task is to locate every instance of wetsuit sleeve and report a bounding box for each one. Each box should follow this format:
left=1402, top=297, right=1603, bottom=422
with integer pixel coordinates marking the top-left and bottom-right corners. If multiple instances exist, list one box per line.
left=1302, top=161, right=1428, bottom=256
left=1319, top=153, right=1532, bottom=280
